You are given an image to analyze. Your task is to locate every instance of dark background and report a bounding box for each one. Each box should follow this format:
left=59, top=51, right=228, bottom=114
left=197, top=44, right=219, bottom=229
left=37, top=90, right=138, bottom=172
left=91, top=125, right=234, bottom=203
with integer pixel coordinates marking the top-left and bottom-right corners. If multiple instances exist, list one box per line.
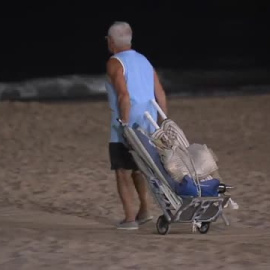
left=0, top=1, right=269, bottom=82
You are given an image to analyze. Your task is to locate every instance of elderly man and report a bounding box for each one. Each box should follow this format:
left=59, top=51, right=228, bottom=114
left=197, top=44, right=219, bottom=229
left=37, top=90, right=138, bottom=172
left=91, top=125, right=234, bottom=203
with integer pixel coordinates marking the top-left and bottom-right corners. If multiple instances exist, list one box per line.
left=105, top=21, right=168, bottom=230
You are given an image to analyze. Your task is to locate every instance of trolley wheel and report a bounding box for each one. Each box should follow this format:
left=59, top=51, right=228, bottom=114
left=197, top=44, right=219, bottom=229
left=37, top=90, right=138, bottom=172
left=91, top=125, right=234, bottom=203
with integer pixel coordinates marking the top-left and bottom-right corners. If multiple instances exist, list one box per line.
left=156, top=215, right=170, bottom=235
left=198, top=222, right=210, bottom=234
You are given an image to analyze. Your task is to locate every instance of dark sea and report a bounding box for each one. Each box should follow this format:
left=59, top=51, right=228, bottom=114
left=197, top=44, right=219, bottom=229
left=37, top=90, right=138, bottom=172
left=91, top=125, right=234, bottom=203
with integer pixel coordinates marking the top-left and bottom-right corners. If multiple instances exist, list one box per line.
left=1, top=68, right=270, bottom=101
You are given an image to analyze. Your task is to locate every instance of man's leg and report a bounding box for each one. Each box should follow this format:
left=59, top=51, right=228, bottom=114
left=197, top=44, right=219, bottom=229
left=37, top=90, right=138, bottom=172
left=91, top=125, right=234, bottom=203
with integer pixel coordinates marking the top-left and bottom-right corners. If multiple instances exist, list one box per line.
left=132, top=170, right=151, bottom=219
left=115, top=169, right=136, bottom=222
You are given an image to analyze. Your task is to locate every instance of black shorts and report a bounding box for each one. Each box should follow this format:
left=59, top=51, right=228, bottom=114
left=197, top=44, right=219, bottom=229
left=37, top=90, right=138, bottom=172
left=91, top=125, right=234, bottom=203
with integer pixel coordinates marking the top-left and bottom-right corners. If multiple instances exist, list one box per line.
left=109, top=142, right=138, bottom=171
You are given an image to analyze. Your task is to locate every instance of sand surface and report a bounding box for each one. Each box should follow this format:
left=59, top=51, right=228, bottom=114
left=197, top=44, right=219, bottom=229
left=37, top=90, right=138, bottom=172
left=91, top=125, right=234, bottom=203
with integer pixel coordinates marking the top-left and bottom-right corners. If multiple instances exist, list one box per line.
left=0, top=94, right=269, bottom=269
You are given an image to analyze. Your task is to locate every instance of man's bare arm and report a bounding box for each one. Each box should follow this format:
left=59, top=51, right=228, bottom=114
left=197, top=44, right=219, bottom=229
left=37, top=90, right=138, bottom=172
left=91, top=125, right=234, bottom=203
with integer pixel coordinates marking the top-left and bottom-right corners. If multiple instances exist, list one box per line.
left=154, top=70, right=168, bottom=121
left=106, top=58, right=130, bottom=123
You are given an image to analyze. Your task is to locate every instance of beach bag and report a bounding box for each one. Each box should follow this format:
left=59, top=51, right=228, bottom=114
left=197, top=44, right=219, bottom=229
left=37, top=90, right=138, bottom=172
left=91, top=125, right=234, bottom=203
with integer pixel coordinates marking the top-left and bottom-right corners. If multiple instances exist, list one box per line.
left=156, top=140, right=219, bottom=182
left=187, top=143, right=219, bottom=180
left=157, top=145, right=190, bottom=181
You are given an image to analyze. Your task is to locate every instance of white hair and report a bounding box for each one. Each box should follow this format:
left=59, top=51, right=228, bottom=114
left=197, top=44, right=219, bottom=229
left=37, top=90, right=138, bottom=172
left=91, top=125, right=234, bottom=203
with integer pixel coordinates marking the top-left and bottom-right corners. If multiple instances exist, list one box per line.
left=108, top=21, right=132, bottom=48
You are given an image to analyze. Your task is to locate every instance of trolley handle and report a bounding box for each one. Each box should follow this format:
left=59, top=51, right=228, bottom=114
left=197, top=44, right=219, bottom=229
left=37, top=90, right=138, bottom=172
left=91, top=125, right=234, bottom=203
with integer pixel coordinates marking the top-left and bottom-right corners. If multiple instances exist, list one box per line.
left=151, top=99, right=167, bottom=120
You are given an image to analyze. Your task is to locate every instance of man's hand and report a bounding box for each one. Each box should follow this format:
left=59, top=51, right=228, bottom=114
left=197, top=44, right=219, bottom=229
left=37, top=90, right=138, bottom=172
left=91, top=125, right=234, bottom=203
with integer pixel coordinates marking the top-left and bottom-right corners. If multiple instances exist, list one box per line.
left=106, top=57, right=130, bottom=123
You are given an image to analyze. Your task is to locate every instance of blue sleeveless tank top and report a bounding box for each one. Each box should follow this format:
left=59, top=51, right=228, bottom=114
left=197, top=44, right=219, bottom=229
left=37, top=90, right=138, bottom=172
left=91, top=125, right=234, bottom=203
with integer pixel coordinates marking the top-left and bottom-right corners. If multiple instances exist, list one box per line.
left=105, top=49, right=157, bottom=143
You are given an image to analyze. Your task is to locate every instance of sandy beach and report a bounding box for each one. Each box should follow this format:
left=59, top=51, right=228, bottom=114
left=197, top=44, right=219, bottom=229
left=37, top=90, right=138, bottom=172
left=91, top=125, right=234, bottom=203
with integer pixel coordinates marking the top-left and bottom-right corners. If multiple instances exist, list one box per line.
left=0, top=94, right=269, bottom=269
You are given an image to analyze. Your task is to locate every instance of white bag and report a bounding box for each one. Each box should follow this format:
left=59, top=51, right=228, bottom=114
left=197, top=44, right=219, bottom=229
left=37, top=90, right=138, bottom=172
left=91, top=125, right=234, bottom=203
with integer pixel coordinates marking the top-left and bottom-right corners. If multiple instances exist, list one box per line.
left=187, top=143, right=218, bottom=179
left=157, top=145, right=195, bottom=182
